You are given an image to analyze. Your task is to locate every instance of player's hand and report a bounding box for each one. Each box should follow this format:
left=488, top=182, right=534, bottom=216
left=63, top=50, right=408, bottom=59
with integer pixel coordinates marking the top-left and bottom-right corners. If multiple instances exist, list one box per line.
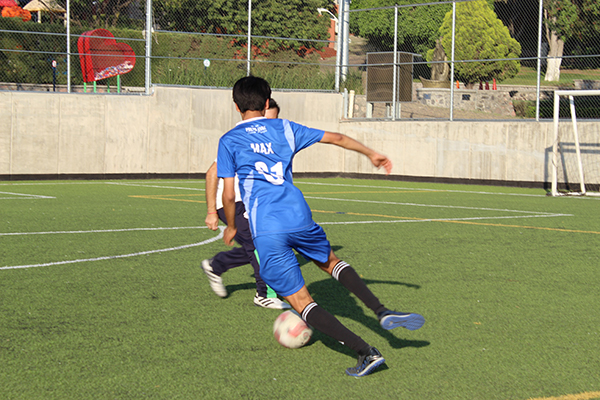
left=223, top=226, right=237, bottom=246
left=370, top=153, right=393, bottom=175
left=205, top=213, right=219, bottom=231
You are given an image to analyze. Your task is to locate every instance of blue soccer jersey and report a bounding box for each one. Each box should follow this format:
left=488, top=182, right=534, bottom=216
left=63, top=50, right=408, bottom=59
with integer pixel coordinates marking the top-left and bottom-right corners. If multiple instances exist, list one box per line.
left=217, top=117, right=324, bottom=239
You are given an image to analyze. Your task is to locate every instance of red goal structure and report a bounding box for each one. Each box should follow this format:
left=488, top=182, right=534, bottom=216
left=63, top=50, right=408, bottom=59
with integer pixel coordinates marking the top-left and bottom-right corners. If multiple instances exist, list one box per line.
left=77, top=29, right=136, bottom=93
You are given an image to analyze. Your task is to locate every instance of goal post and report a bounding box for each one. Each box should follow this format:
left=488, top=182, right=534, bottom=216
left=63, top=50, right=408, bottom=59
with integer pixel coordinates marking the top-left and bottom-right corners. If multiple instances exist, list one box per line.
left=551, top=89, right=600, bottom=197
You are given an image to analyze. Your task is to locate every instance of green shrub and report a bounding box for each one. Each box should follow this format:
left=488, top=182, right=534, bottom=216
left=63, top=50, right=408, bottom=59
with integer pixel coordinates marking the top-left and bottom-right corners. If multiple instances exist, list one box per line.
left=435, top=0, right=521, bottom=88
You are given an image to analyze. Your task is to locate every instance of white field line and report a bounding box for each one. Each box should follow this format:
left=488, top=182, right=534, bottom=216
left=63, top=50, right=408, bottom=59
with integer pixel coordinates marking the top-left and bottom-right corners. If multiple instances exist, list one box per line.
left=304, top=196, right=566, bottom=216
left=0, top=180, right=573, bottom=271
left=0, top=179, right=549, bottom=198
left=5, top=179, right=597, bottom=201
left=0, top=181, right=203, bottom=186
left=1, top=227, right=223, bottom=271
left=104, top=182, right=205, bottom=191
left=0, top=191, right=55, bottom=199
left=0, top=226, right=209, bottom=236
left=0, top=182, right=100, bottom=186
left=319, top=213, right=571, bottom=225
left=1, top=211, right=570, bottom=271
left=295, top=180, right=547, bottom=197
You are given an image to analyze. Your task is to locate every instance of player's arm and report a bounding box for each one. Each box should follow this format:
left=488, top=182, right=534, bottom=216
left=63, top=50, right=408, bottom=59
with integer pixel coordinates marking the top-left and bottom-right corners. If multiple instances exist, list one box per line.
left=222, top=177, right=237, bottom=246
left=320, top=131, right=393, bottom=174
left=204, top=162, right=219, bottom=231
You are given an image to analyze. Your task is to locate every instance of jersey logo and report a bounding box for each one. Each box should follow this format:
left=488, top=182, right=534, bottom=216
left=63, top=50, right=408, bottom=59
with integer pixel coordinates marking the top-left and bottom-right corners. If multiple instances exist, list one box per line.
left=250, top=143, right=274, bottom=155
left=245, top=125, right=268, bottom=134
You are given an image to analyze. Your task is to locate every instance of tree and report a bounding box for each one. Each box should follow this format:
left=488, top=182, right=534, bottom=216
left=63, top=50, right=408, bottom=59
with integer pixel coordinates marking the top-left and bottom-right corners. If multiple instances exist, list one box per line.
left=434, top=0, right=521, bottom=88
left=349, top=0, right=451, bottom=56
left=153, top=0, right=331, bottom=55
left=68, top=0, right=141, bottom=29
left=543, top=0, right=578, bottom=81
left=543, top=0, right=600, bottom=81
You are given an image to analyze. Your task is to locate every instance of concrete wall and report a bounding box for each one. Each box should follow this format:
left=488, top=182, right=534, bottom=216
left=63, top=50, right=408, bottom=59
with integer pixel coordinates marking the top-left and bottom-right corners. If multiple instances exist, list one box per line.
left=1, top=85, right=598, bottom=186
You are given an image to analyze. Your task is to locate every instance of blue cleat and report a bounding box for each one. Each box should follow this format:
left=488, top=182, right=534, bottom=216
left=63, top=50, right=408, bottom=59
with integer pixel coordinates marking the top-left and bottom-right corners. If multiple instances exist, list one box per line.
left=345, top=347, right=385, bottom=378
left=378, top=310, right=425, bottom=331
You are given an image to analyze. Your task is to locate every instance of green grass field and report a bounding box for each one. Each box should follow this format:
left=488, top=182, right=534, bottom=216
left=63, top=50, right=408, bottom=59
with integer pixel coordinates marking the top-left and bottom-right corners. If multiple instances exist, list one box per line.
left=1, top=178, right=599, bottom=400
left=501, top=66, right=600, bottom=87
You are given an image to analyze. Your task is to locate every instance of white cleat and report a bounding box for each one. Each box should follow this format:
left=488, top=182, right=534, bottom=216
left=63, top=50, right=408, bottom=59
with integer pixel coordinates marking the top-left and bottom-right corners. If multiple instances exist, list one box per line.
left=201, top=259, right=227, bottom=298
left=253, top=293, right=291, bottom=309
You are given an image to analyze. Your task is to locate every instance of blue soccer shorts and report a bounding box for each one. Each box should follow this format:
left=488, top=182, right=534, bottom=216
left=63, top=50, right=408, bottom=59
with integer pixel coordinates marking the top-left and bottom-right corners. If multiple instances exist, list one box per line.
left=253, top=222, right=331, bottom=298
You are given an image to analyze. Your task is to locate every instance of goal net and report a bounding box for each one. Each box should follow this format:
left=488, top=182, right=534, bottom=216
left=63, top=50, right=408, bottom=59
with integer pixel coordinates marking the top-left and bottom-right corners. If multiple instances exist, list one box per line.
left=551, top=89, right=600, bottom=197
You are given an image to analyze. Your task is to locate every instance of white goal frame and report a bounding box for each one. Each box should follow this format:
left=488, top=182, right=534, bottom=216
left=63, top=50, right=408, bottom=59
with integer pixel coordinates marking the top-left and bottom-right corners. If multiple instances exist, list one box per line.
left=551, top=89, right=600, bottom=197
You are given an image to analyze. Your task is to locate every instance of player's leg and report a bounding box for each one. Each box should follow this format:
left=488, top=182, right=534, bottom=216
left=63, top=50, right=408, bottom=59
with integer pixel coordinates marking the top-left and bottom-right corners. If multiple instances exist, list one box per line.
left=200, top=204, right=252, bottom=297
left=314, top=250, right=387, bottom=315
left=314, top=251, right=425, bottom=330
left=255, top=232, right=385, bottom=377
left=284, top=285, right=385, bottom=377
left=201, top=247, right=247, bottom=298
left=298, top=224, right=425, bottom=332
left=232, top=202, right=290, bottom=309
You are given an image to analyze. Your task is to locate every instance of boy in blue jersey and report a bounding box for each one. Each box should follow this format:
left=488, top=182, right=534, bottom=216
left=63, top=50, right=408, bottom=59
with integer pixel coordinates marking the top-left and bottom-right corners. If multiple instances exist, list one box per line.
left=202, top=99, right=290, bottom=309
left=217, top=76, right=425, bottom=378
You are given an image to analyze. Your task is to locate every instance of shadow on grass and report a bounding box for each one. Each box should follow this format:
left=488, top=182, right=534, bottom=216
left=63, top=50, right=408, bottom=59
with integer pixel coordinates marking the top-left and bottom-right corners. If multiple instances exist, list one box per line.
left=302, top=248, right=430, bottom=355
left=224, top=281, right=258, bottom=297
left=306, top=278, right=430, bottom=354
left=221, top=246, right=430, bottom=357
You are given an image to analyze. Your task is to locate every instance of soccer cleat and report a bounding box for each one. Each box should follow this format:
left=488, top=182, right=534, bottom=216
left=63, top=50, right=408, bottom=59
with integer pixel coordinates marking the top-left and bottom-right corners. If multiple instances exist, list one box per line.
left=201, top=259, right=227, bottom=298
left=345, top=347, right=385, bottom=378
left=378, top=310, right=425, bottom=331
left=253, top=293, right=291, bottom=309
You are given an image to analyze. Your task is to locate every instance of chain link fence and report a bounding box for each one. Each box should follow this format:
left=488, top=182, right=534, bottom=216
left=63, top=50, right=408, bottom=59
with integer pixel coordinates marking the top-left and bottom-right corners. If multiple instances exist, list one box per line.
left=1, top=0, right=599, bottom=120
left=346, top=0, right=600, bottom=121
left=0, top=0, right=337, bottom=93
left=150, top=0, right=336, bottom=90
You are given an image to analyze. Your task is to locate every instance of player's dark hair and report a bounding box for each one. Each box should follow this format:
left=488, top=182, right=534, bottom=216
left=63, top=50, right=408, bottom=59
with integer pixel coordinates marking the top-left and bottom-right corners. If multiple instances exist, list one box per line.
left=268, top=98, right=280, bottom=114
left=233, top=76, right=272, bottom=113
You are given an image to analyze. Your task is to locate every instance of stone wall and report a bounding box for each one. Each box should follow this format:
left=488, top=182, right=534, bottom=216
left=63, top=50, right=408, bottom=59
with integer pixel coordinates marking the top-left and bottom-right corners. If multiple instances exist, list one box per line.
left=350, top=83, right=564, bottom=119
left=416, top=88, right=516, bottom=116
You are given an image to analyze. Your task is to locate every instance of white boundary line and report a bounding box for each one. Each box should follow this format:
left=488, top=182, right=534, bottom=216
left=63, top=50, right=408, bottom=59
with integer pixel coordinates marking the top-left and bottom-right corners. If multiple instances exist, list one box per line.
left=0, top=226, right=209, bottom=237
left=0, top=180, right=573, bottom=272
left=104, top=182, right=205, bottom=191
left=0, top=181, right=204, bottom=186
left=1, top=227, right=223, bottom=271
left=319, top=213, right=571, bottom=225
left=296, top=180, right=546, bottom=197
left=0, top=179, right=544, bottom=198
left=0, top=191, right=55, bottom=200
left=304, top=195, right=565, bottom=216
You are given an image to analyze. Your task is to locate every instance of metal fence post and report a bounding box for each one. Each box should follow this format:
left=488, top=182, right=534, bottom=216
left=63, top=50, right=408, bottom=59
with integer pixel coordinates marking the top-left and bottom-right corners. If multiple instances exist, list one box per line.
left=145, top=0, right=152, bottom=94
left=392, top=5, right=398, bottom=120
left=247, top=0, right=252, bottom=76
left=341, top=0, right=350, bottom=82
left=66, top=0, right=71, bottom=93
left=449, top=0, right=457, bottom=122
left=335, top=4, right=342, bottom=92
left=536, top=0, right=543, bottom=121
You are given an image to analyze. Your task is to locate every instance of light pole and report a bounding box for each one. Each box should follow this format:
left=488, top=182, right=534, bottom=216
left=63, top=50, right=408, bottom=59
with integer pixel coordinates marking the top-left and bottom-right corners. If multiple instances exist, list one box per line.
left=317, top=8, right=339, bottom=30
left=340, top=0, right=350, bottom=83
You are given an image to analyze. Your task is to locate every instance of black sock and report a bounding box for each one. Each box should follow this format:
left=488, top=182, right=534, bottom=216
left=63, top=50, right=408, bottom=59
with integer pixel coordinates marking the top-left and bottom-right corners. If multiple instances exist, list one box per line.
left=301, top=302, right=369, bottom=354
left=332, top=261, right=387, bottom=315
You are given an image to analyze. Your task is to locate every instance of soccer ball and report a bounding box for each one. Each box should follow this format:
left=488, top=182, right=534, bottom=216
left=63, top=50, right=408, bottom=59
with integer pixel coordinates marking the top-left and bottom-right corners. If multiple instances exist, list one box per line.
left=273, top=310, right=313, bottom=349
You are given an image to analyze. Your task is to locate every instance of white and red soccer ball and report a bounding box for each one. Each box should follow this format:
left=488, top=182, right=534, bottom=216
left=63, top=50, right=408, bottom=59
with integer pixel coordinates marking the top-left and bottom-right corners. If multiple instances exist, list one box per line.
left=273, top=310, right=312, bottom=349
